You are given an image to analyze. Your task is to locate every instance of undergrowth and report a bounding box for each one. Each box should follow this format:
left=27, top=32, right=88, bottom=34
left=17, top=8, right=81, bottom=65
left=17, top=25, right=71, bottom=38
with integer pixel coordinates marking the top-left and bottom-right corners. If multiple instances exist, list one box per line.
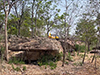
left=37, top=53, right=62, bottom=70
left=66, top=52, right=73, bottom=61
left=8, top=57, right=25, bottom=64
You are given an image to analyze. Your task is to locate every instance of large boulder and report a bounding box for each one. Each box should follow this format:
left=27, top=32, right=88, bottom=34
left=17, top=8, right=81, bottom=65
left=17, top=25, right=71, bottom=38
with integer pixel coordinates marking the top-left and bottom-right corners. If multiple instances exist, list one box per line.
left=8, top=35, right=63, bottom=61
left=8, top=36, right=62, bottom=52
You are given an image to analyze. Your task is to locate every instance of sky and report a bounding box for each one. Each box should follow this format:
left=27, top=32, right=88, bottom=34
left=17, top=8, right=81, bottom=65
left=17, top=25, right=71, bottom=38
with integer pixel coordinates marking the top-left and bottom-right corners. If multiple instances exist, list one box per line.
left=55, top=0, right=89, bottom=35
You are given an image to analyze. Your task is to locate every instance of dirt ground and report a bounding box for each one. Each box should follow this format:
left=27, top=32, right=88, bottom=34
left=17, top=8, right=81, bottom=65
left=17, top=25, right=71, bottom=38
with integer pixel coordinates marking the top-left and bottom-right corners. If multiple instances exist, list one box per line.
left=0, top=52, right=100, bottom=75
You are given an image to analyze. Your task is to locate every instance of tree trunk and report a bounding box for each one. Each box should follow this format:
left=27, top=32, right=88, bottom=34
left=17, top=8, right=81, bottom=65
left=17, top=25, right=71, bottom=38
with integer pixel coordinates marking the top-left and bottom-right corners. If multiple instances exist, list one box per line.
left=67, top=26, right=70, bottom=37
left=60, top=41, right=67, bottom=67
left=87, top=42, right=90, bottom=51
left=82, top=42, right=87, bottom=64
left=47, top=24, right=50, bottom=37
left=35, top=15, right=37, bottom=36
left=18, top=23, right=21, bottom=36
left=62, top=45, right=66, bottom=67
left=91, top=54, right=95, bottom=63
left=5, top=10, right=8, bottom=61
left=31, top=0, right=35, bottom=38
left=95, top=53, right=96, bottom=69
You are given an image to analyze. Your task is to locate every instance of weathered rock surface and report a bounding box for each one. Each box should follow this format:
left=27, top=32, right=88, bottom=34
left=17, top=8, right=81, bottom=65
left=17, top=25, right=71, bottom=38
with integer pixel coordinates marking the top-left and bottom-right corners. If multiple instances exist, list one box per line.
left=8, top=35, right=63, bottom=61
left=8, top=35, right=62, bottom=52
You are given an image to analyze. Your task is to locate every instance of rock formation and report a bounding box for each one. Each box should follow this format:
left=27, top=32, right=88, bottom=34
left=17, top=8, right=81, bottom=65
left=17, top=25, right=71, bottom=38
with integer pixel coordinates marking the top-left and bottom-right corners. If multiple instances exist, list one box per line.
left=8, top=35, right=63, bottom=62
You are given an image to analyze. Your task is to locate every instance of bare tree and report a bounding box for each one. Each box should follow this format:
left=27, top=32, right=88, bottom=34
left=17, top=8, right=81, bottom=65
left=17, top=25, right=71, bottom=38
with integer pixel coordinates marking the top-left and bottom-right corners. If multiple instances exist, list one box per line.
left=2, top=0, right=19, bottom=61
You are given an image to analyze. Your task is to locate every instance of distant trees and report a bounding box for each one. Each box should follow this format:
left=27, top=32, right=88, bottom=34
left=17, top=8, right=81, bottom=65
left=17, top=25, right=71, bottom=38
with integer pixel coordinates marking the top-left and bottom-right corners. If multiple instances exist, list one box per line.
left=8, top=0, right=31, bottom=37
left=0, top=11, right=4, bottom=32
left=6, top=0, right=61, bottom=37
left=75, top=19, right=97, bottom=64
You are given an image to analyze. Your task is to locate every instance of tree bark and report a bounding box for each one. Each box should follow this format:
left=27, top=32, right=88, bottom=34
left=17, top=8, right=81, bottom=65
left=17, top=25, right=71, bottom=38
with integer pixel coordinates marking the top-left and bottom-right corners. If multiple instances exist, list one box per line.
left=87, top=42, right=90, bottom=51
left=82, top=42, right=87, bottom=64
left=91, top=54, right=95, bottom=63
left=5, top=10, right=8, bottom=61
left=47, top=29, right=49, bottom=37
left=18, top=23, right=21, bottom=36
left=62, top=45, right=66, bottom=67
left=60, top=41, right=66, bottom=67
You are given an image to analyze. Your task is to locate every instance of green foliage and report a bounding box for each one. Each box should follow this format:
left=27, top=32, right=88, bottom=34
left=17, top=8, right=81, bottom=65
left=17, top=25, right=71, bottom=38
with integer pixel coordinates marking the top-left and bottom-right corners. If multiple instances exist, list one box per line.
left=65, top=61, right=69, bottom=65
left=8, top=57, right=25, bottom=64
left=23, top=66, right=26, bottom=71
left=12, top=64, right=20, bottom=71
left=49, top=61, right=56, bottom=67
left=75, top=44, right=80, bottom=51
left=79, top=45, right=86, bottom=53
left=0, top=34, right=5, bottom=62
left=66, top=52, right=73, bottom=61
left=38, top=62, right=42, bottom=66
left=45, top=65, right=47, bottom=69
left=76, top=19, right=97, bottom=46
left=75, top=44, right=86, bottom=53
left=12, top=65, right=26, bottom=72
left=0, top=12, right=4, bottom=22
left=37, top=53, right=61, bottom=69
left=0, top=46, right=5, bottom=62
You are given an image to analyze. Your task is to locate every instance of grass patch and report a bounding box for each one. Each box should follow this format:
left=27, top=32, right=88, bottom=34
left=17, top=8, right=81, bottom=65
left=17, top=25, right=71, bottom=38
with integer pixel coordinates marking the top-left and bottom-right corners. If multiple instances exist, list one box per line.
left=8, top=57, right=25, bottom=64
left=12, top=64, right=20, bottom=71
left=12, top=64, right=26, bottom=71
